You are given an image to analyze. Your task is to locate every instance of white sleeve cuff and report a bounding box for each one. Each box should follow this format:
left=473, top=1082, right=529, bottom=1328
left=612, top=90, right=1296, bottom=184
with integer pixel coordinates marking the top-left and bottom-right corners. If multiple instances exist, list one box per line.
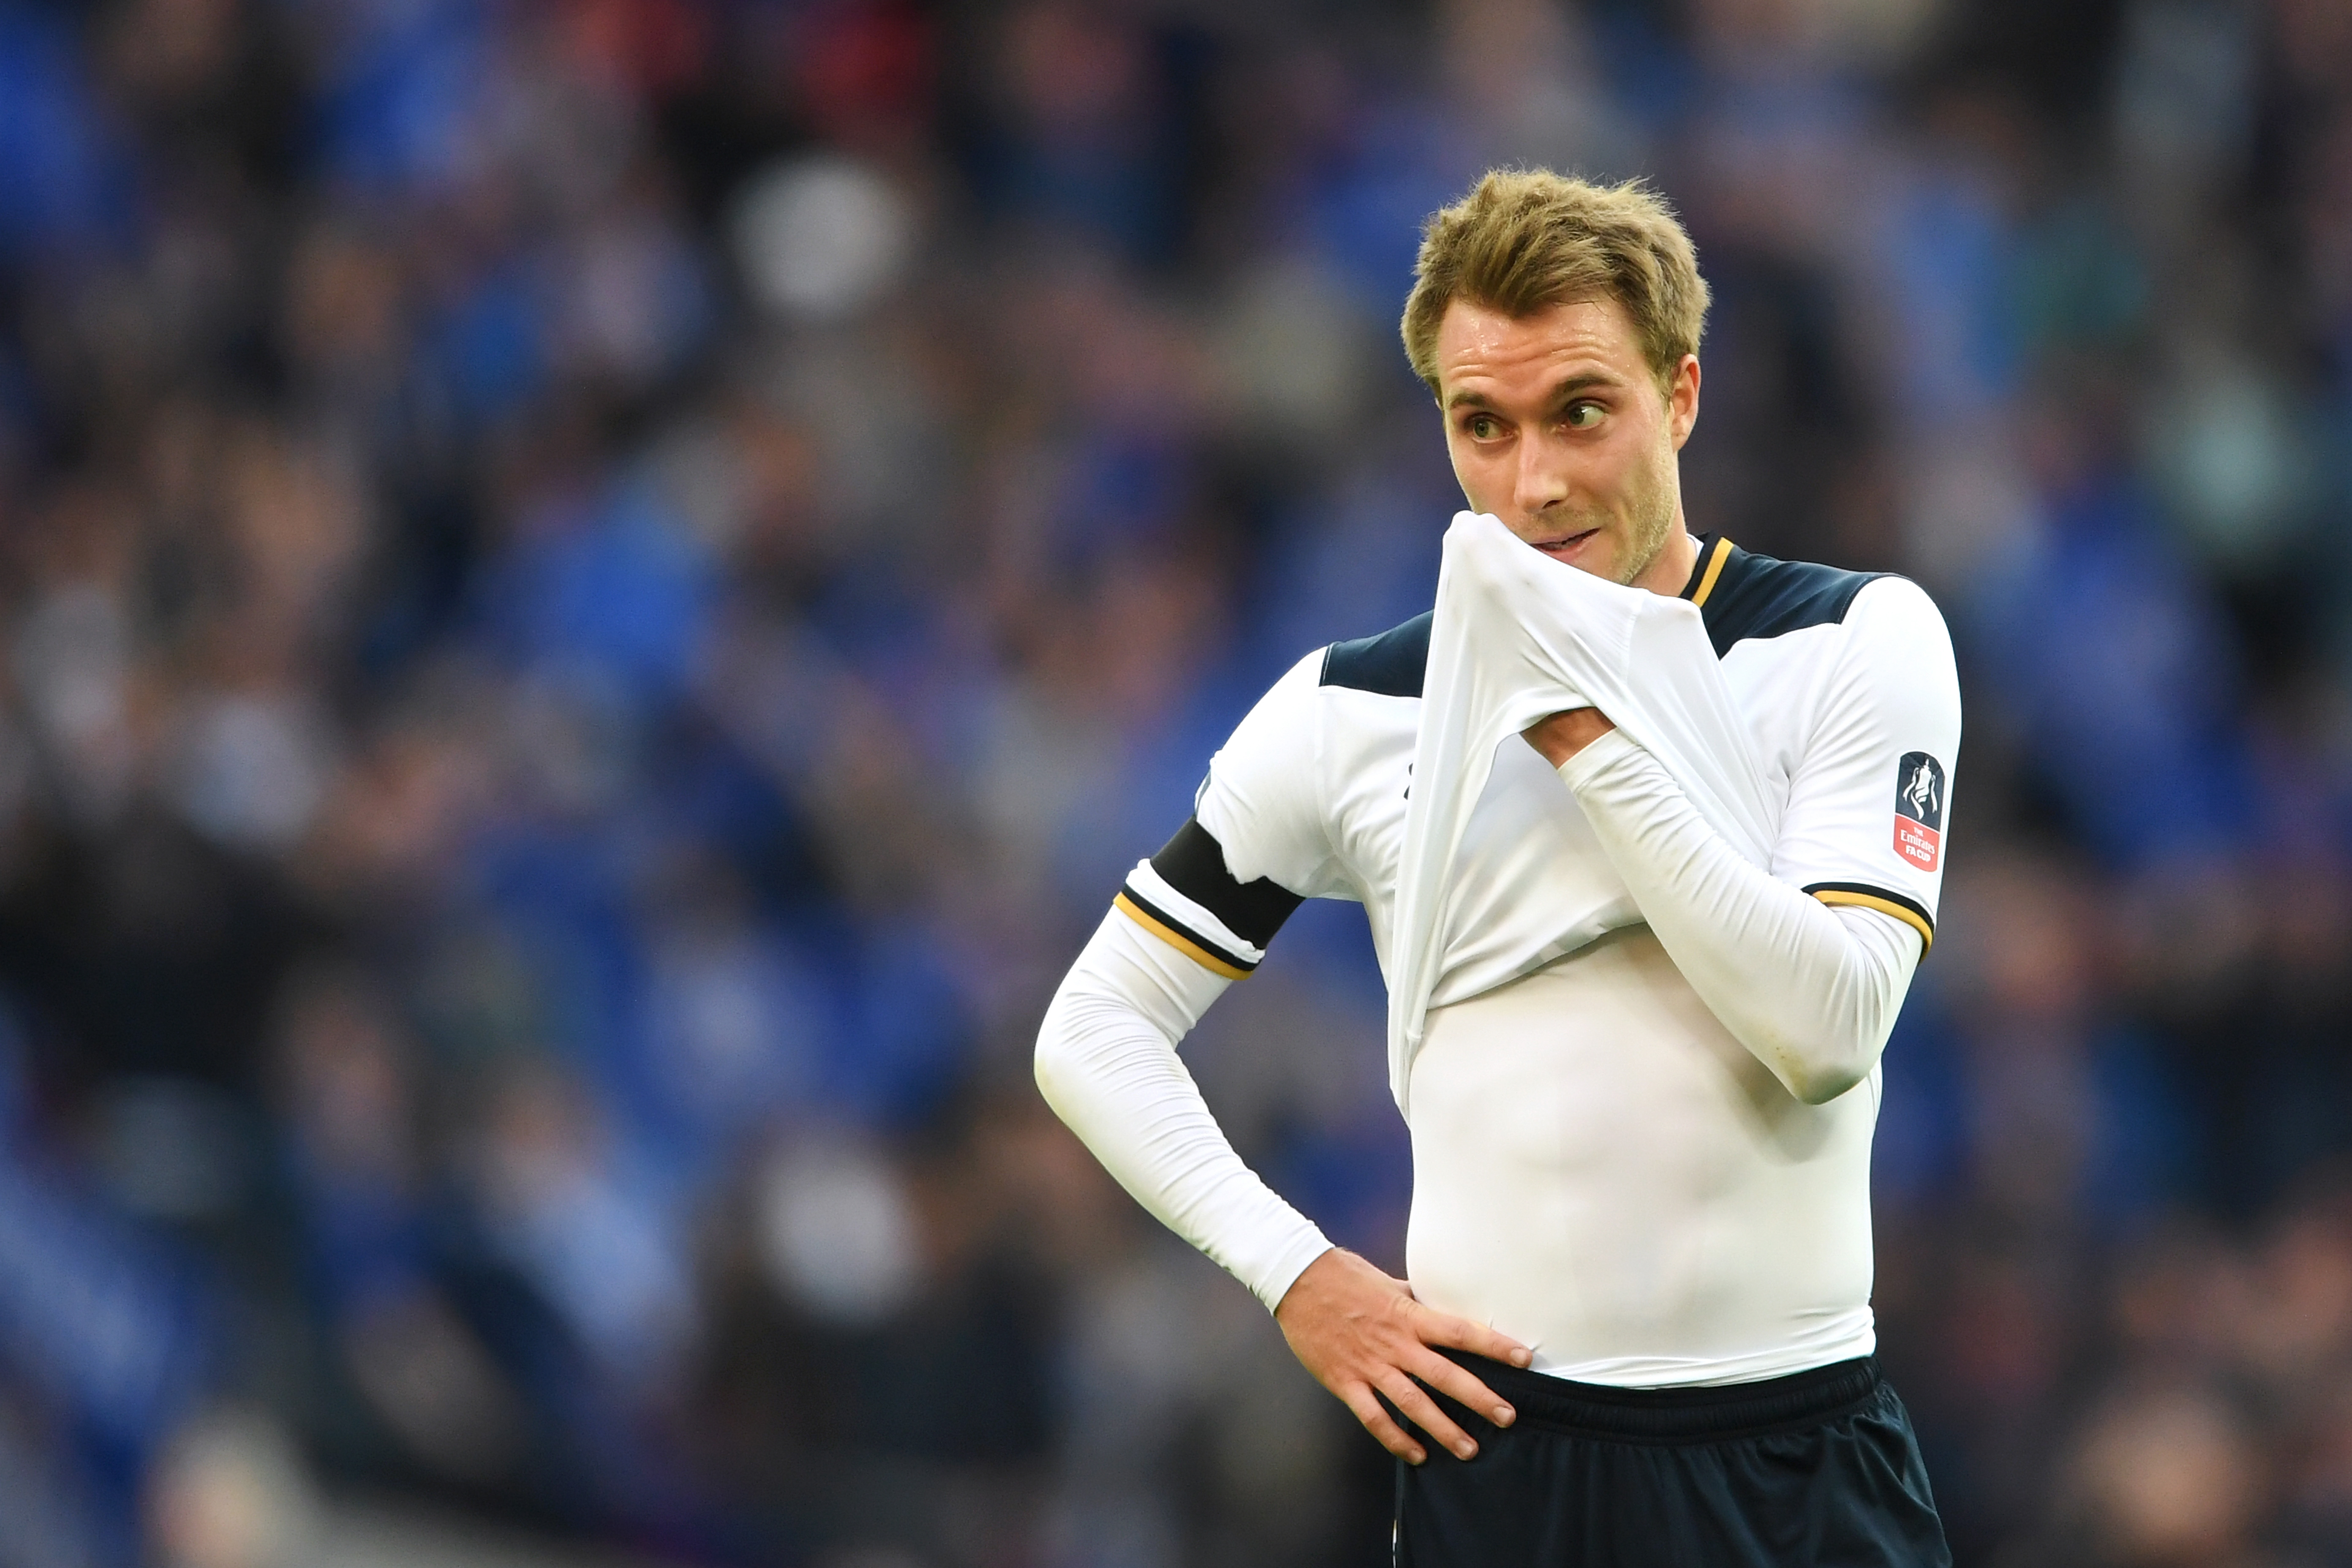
left=1554, top=725, right=1644, bottom=792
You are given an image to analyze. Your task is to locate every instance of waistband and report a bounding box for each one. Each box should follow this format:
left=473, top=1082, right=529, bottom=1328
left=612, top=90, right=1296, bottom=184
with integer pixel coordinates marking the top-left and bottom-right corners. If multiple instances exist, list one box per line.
left=1435, top=1349, right=1884, bottom=1445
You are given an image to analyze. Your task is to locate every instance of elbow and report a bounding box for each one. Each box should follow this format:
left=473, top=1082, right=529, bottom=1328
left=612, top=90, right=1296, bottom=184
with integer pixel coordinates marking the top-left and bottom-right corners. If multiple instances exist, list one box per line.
left=1756, top=977, right=1898, bottom=1105
left=1034, top=1030, right=1096, bottom=1130
left=1032, top=994, right=1081, bottom=1111
left=1785, top=1059, right=1867, bottom=1106
left=1034, top=1042, right=1083, bottom=1115
left=1764, top=1024, right=1884, bottom=1105
left=1032, top=984, right=1134, bottom=1118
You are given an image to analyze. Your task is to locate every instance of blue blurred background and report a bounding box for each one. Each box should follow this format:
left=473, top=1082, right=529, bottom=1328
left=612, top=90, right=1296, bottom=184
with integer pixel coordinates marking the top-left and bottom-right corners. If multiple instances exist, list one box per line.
left=0, top=0, right=2346, bottom=1563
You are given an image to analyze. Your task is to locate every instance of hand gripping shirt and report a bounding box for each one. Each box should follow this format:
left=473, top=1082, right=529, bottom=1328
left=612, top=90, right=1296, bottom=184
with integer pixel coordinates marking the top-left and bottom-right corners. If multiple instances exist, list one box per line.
left=1064, top=526, right=1960, bottom=1384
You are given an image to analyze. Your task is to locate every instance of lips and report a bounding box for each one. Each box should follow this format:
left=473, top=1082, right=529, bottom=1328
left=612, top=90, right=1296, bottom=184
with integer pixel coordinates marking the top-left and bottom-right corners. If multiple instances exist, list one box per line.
left=1533, top=528, right=1600, bottom=560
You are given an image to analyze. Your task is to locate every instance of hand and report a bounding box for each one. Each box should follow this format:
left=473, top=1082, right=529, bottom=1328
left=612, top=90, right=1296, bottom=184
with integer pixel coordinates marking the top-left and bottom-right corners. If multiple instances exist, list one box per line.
left=1272, top=1248, right=1532, bottom=1464
left=1523, top=707, right=1616, bottom=767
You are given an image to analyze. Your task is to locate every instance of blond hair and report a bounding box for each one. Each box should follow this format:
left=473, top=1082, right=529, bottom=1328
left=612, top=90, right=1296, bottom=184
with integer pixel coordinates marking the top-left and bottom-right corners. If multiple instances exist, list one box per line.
left=1400, top=170, right=1710, bottom=398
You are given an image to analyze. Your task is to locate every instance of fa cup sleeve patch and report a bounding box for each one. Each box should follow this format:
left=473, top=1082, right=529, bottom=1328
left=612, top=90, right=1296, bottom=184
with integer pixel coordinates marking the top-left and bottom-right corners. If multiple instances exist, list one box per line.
left=1892, top=751, right=1946, bottom=871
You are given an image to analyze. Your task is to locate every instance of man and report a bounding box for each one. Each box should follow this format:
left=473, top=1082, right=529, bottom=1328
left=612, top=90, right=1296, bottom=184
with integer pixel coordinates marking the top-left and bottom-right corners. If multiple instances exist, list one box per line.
left=1035, top=170, right=1956, bottom=1565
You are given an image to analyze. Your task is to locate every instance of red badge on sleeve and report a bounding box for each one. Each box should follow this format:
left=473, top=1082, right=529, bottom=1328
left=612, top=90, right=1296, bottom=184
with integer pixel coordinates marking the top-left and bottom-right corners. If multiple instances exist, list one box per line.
left=1893, top=752, right=1945, bottom=871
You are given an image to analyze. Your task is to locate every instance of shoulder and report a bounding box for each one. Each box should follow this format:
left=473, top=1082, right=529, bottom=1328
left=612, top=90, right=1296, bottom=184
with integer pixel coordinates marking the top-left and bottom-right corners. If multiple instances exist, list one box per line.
left=1318, top=611, right=1432, bottom=698
left=1696, top=541, right=1895, bottom=656
left=1829, top=576, right=1957, bottom=689
left=1212, top=648, right=1330, bottom=768
left=1794, top=574, right=1961, bottom=747
left=1843, top=574, right=1949, bottom=639
left=1200, top=646, right=1353, bottom=893
left=1227, top=645, right=1333, bottom=721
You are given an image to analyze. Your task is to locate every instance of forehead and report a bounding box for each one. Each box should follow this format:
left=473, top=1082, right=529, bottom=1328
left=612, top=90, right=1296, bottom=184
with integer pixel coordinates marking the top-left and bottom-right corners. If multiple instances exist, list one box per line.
left=1434, top=296, right=1645, bottom=392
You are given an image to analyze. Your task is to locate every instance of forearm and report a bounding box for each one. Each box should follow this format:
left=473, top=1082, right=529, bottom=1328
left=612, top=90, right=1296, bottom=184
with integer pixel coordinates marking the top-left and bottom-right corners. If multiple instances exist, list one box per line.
left=1034, top=910, right=1333, bottom=1309
left=1558, top=730, right=1921, bottom=1104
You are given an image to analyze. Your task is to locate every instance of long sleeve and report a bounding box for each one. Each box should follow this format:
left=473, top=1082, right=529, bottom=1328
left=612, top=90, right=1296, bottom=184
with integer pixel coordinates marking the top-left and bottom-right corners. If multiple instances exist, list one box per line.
left=1034, top=909, right=1334, bottom=1312
left=1553, top=572, right=1960, bottom=1104
left=1558, top=729, right=1922, bottom=1104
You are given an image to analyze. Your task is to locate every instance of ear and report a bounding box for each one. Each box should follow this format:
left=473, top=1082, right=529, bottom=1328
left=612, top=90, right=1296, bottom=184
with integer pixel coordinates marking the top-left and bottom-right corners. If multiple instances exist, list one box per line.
left=1667, top=355, right=1701, bottom=450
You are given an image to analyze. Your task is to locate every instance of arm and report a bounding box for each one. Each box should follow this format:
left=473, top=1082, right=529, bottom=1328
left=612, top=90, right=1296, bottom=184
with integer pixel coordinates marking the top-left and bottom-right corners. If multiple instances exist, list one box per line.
left=1526, top=577, right=1959, bottom=1104
left=1034, top=905, right=1331, bottom=1309
left=1036, top=893, right=1533, bottom=1462
left=1544, top=729, right=1920, bottom=1102
left=1037, top=653, right=1529, bottom=1461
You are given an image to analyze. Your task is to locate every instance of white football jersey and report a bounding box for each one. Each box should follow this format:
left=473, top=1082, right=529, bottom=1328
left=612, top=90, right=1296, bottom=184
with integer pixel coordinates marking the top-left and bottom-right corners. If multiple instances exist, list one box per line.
left=1108, top=535, right=1961, bottom=1384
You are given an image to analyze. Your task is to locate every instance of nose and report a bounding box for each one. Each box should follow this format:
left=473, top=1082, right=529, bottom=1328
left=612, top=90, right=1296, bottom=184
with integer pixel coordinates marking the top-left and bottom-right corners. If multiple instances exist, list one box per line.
left=1513, top=426, right=1571, bottom=518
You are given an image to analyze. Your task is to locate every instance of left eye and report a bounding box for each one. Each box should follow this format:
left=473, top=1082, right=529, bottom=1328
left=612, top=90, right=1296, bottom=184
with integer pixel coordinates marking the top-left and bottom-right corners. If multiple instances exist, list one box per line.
left=1565, top=403, right=1602, bottom=429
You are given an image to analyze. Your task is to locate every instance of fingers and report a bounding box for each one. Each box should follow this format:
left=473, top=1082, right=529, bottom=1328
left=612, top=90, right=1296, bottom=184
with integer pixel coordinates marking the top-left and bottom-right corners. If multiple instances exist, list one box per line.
left=1409, top=1345, right=1517, bottom=1429
left=1376, top=1369, right=1480, bottom=1462
left=1416, top=1306, right=1534, bottom=1372
left=1282, top=1261, right=1536, bottom=1465
left=1343, top=1386, right=1427, bottom=1466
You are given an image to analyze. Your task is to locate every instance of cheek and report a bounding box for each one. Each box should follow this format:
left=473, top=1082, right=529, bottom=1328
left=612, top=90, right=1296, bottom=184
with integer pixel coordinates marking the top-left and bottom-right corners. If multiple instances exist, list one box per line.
left=1446, top=435, right=1499, bottom=509
left=1573, top=433, right=1636, bottom=501
left=1598, top=428, right=1666, bottom=500
left=1644, top=428, right=1682, bottom=494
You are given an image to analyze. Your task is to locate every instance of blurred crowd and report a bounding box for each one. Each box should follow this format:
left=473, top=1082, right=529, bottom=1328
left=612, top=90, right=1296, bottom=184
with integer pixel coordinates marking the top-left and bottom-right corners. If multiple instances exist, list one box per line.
left=0, top=0, right=2348, bottom=1564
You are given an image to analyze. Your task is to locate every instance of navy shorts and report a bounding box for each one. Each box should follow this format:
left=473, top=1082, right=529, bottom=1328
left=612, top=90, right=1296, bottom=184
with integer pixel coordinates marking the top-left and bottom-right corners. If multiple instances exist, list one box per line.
left=1390, top=1351, right=1950, bottom=1567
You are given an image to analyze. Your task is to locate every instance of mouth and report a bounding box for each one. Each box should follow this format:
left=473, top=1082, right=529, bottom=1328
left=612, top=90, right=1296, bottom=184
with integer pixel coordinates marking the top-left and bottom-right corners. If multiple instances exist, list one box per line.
left=1530, top=527, right=1601, bottom=562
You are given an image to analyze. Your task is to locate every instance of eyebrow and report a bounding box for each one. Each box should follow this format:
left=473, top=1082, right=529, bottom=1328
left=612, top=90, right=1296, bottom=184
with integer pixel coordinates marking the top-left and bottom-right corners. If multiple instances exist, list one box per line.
left=1445, top=372, right=1622, bottom=411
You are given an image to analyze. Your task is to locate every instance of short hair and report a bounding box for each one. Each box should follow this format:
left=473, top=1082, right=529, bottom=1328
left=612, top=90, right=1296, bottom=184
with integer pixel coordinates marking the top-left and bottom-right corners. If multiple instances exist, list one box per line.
left=1400, top=169, right=1710, bottom=399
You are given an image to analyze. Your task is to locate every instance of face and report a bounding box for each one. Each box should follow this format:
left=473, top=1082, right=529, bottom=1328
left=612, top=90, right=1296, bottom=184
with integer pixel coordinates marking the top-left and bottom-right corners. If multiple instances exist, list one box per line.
left=1434, top=295, right=1700, bottom=591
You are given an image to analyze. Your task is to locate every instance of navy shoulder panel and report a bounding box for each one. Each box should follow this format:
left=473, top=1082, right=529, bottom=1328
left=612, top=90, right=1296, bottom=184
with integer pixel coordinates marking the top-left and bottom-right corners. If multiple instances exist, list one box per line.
left=1320, top=611, right=1432, bottom=698
left=1700, top=548, right=1887, bottom=656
